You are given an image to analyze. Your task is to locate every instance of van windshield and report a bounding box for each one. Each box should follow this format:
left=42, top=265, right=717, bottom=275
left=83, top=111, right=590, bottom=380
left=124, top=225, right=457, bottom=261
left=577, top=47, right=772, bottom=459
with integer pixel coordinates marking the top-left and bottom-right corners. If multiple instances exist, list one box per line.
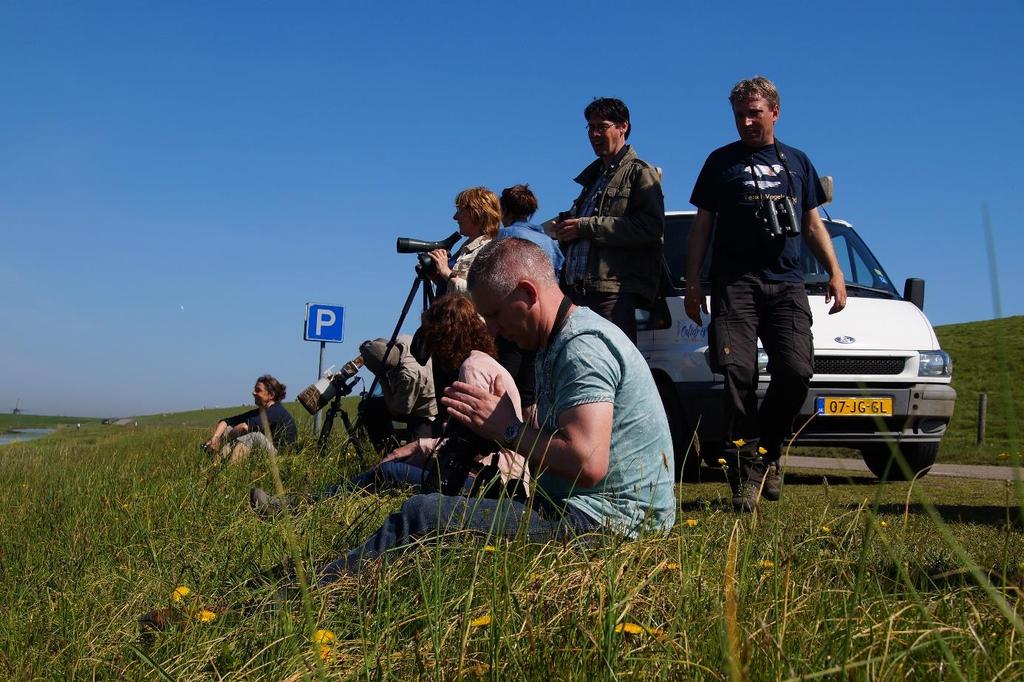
left=663, top=214, right=900, bottom=298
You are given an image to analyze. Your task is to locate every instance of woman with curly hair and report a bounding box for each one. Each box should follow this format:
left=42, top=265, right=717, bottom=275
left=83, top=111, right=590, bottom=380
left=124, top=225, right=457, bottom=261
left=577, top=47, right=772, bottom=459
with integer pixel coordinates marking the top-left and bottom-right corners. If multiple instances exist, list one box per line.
left=353, top=294, right=529, bottom=492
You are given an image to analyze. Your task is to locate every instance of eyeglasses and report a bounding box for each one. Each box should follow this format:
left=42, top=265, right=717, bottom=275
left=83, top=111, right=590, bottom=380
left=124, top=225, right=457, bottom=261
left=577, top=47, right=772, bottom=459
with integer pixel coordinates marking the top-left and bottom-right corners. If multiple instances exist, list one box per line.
left=586, top=122, right=617, bottom=134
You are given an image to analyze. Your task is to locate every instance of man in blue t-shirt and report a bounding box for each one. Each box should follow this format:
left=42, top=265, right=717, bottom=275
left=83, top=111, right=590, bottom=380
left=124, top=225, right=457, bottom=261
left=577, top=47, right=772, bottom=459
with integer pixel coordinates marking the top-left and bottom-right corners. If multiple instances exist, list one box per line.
left=455, top=238, right=675, bottom=534
left=684, top=76, right=847, bottom=512
left=315, top=238, right=675, bottom=582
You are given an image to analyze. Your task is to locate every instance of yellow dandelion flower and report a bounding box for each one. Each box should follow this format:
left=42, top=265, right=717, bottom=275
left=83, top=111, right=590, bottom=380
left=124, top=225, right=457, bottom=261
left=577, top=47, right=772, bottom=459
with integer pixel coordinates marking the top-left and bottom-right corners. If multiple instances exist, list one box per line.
left=170, top=586, right=191, bottom=603
left=717, top=458, right=728, bottom=466
left=821, top=526, right=831, bottom=534
left=758, top=559, right=774, bottom=569
left=483, top=545, right=496, bottom=553
left=614, top=622, right=645, bottom=635
left=732, top=438, right=746, bottom=447
left=470, top=614, right=492, bottom=628
left=665, top=562, right=681, bottom=570
left=318, top=644, right=333, bottom=663
left=312, top=629, right=337, bottom=645
left=686, top=518, right=698, bottom=527
left=757, top=446, right=767, bottom=455
left=879, top=521, right=889, bottom=528
left=197, top=609, right=217, bottom=623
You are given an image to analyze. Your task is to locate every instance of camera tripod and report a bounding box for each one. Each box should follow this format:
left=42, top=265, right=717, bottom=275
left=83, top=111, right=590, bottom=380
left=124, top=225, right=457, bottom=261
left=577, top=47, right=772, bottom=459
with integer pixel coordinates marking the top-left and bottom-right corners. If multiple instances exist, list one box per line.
left=365, top=268, right=437, bottom=399
left=314, top=375, right=375, bottom=465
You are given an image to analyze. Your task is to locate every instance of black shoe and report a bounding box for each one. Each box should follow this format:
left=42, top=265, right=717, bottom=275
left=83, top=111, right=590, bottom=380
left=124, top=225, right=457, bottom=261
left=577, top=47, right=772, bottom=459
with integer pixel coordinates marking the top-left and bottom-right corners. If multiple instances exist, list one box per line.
left=762, top=461, right=782, bottom=501
left=249, top=487, right=286, bottom=518
left=729, top=459, right=766, bottom=513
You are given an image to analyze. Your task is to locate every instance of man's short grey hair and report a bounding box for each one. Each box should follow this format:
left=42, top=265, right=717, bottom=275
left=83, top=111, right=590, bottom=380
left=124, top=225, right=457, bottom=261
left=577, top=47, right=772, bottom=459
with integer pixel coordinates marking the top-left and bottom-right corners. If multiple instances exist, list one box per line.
left=467, top=238, right=557, bottom=298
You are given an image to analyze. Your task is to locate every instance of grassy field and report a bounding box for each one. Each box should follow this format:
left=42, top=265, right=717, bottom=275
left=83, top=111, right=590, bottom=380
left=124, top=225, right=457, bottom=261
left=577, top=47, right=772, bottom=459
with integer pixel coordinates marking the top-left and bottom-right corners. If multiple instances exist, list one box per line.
left=1, top=421, right=1023, bottom=679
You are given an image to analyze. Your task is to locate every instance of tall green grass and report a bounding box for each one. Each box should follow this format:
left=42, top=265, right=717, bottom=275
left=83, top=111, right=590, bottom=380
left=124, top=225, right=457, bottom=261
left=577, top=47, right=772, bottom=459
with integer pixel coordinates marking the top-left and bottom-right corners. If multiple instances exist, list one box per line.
left=1, top=422, right=1022, bottom=679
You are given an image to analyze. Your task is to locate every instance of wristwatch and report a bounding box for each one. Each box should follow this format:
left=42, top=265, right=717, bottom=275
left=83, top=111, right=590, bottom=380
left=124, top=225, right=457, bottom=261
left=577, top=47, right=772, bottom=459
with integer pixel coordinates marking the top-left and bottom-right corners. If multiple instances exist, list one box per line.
left=502, top=420, right=524, bottom=448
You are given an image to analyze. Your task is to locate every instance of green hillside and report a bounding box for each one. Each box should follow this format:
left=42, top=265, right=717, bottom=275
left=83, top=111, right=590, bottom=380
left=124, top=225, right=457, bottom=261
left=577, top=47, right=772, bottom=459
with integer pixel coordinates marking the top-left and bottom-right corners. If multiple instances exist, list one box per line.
left=936, top=315, right=1023, bottom=464
left=0, top=413, right=98, bottom=430
left=6, top=316, right=1021, bottom=467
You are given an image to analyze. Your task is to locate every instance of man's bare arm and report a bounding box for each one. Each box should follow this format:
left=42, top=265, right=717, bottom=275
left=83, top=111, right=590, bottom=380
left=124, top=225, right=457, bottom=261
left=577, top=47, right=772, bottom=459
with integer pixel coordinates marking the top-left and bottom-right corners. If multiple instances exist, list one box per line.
left=442, top=381, right=612, bottom=488
left=802, top=209, right=847, bottom=314
left=683, top=208, right=714, bottom=326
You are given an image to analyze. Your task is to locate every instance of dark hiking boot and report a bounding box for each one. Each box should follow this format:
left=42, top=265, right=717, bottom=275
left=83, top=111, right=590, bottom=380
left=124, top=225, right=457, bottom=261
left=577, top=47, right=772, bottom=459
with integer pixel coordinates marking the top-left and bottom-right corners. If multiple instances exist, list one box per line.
left=761, top=461, right=782, bottom=501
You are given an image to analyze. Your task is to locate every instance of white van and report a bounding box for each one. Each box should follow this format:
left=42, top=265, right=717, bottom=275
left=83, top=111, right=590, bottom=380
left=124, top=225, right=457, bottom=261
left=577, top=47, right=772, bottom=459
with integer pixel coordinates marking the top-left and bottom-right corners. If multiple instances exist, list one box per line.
left=638, top=210, right=956, bottom=481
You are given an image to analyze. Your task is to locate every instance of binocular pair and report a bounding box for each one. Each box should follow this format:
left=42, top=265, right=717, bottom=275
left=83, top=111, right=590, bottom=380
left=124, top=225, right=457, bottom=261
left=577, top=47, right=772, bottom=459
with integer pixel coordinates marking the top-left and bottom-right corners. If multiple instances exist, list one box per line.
left=756, top=196, right=800, bottom=238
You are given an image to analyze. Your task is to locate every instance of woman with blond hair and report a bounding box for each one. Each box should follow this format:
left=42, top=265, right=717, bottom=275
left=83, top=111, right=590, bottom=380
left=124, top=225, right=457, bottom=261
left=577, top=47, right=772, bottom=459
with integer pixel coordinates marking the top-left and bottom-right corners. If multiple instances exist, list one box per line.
left=425, top=186, right=502, bottom=297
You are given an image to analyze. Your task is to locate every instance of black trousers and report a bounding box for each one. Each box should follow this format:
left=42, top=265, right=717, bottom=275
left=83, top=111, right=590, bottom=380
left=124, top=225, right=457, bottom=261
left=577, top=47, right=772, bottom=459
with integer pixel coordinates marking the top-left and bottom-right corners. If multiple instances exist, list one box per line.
left=565, top=288, right=639, bottom=343
left=709, top=274, right=814, bottom=460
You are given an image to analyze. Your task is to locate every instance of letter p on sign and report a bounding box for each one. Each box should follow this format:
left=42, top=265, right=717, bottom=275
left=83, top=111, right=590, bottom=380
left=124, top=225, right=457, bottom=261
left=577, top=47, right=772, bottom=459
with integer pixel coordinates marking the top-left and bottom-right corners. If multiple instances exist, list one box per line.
left=304, top=304, right=345, bottom=343
left=315, top=309, right=336, bottom=336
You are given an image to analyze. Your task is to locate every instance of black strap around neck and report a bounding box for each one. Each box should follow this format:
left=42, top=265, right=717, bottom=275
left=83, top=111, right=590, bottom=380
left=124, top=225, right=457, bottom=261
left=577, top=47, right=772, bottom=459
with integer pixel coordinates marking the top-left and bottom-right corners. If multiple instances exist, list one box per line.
left=545, top=296, right=574, bottom=350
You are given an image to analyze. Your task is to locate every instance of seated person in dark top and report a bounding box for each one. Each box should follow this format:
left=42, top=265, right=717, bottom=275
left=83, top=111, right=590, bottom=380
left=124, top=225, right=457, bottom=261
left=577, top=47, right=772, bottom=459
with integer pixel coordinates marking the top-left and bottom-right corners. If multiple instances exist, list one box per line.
left=205, top=374, right=297, bottom=463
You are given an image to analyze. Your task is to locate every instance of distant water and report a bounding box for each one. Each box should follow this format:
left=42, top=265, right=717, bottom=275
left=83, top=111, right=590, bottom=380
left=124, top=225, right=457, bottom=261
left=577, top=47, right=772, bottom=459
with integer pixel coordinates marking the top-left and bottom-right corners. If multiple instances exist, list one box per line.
left=0, top=428, right=55, bottom=446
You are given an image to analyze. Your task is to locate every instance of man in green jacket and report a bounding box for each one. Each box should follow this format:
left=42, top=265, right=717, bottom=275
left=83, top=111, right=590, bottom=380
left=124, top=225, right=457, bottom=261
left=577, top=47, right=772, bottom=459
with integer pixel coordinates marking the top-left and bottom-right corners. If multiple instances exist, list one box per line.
left=552, top=97, right=665, bottom=343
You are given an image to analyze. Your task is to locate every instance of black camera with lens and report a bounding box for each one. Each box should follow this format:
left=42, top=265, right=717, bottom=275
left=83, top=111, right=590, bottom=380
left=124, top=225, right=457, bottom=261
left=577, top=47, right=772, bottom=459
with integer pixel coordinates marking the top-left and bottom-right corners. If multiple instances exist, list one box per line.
left=396, top=231, right=462, bottom=277
left=755, top=196, right=800, bottom=238
left=422, top=422, right=503, bottom=497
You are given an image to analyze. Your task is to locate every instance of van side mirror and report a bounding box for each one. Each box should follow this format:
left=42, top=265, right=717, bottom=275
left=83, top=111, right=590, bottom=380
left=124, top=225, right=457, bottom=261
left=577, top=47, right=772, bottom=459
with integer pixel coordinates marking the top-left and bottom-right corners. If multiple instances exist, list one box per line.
left=904, top=278, right=925, bottom=311
left=819, top=175, right=834, bottom=205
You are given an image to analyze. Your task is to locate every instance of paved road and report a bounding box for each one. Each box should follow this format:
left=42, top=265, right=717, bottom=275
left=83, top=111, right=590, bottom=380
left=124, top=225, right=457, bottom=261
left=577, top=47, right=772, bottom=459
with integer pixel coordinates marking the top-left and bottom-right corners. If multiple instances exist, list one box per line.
left=785, top=455, right=1024, bottom=482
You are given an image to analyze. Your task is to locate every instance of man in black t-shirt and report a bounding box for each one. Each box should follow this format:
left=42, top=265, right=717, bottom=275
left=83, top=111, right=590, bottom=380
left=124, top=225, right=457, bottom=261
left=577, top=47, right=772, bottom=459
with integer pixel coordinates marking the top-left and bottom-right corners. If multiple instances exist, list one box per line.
left=684, top=76, right=847, bottom=512
left=205, top=374, right=298, bottom=463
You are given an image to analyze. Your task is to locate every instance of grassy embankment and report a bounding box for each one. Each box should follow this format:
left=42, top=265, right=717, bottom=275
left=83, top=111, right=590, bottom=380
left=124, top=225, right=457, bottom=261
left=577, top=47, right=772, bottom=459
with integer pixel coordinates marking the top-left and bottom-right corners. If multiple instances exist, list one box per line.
left=935, top=315, right=1023, bottom=465
left=0, top=414, right=99, bottom=431
left=9, top=317, right=1020, bottom=465
left=1, top=415, right=1023, bottom=678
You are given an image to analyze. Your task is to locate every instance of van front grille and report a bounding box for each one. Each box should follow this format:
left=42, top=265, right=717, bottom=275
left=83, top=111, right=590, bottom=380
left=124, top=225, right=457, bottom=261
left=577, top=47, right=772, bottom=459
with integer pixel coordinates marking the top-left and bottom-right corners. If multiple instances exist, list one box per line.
left=814, top=356, right=906, bottom=375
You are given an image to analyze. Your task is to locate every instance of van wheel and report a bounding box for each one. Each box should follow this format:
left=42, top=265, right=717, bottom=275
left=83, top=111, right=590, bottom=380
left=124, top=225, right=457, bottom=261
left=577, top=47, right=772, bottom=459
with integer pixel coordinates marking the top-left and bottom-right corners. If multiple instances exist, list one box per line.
left=861, top=443, right=938, bottom=481
left=654, top=377, right=701, bottom=482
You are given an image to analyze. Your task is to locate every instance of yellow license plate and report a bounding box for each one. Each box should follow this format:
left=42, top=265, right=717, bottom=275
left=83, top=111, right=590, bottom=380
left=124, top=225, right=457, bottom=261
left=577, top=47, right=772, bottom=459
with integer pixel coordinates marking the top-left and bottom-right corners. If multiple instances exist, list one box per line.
left=815, top=397, right=893, bottom=416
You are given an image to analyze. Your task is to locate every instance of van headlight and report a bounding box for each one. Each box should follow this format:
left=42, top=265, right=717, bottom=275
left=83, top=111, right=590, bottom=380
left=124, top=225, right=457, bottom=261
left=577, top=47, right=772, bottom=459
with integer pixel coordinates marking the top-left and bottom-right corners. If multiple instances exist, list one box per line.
left=918, top=350, right=952, bottom=377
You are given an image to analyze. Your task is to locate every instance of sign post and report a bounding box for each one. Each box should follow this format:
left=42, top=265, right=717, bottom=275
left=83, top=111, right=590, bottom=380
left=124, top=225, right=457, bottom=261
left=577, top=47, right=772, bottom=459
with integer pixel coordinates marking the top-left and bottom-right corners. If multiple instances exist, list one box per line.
left=304, top=303, right=346, bottom=434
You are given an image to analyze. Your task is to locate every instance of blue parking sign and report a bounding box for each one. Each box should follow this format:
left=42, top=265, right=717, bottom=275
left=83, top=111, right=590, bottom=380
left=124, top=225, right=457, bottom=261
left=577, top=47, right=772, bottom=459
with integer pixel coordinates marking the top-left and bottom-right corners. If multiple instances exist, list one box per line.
left=304, top=303, right=345, bottom=343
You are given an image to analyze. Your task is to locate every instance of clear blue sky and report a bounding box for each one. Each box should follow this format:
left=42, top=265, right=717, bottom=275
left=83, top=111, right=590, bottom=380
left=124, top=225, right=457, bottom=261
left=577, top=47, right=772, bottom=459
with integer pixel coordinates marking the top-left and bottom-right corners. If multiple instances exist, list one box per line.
left=2, top=1, right=1021, bottom=417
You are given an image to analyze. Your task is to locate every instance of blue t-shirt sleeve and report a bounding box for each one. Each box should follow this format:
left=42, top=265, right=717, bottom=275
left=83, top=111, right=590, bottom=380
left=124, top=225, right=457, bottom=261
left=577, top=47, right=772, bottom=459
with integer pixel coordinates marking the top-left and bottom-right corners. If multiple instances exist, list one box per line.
left=690, top=152, right=720, bottom=212
left=551, top=333, right=620, bottom=417
left=796, top=149, right=828, bottom=212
